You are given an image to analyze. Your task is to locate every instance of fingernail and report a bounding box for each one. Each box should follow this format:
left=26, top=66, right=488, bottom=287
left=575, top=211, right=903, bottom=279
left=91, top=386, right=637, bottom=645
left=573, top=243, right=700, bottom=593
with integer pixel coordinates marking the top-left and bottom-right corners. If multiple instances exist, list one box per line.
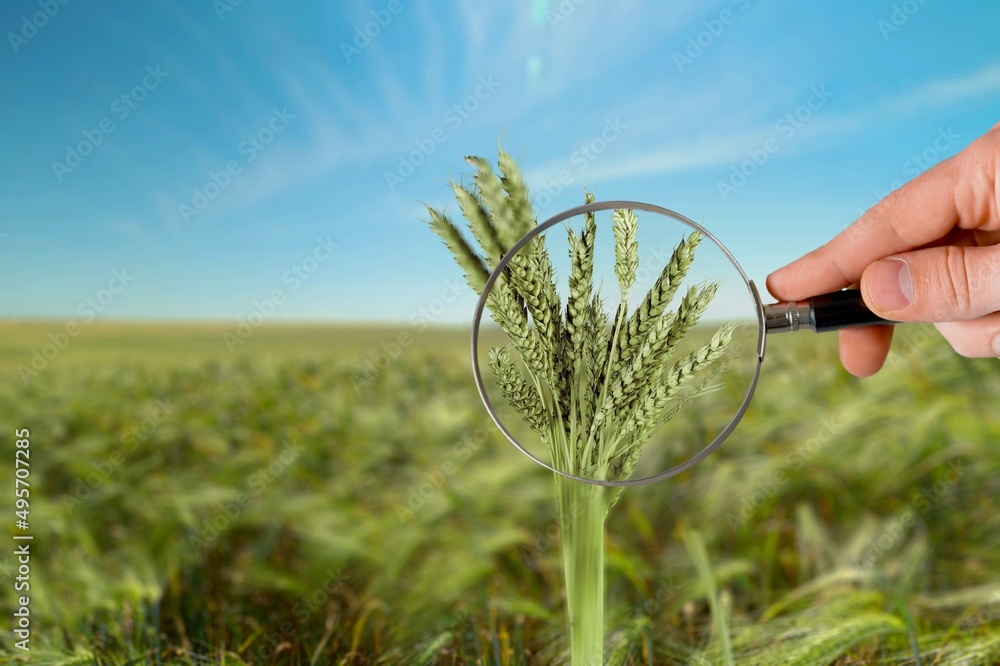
left=992, top=332, right=1000, bottom=357
left=868, top=259, right=912, bottom=311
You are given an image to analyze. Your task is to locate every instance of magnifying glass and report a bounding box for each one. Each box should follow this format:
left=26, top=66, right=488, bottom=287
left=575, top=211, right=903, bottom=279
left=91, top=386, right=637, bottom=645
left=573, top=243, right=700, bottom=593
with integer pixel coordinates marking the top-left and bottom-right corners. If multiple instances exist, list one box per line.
left=471, top=200, right=895, bottom=487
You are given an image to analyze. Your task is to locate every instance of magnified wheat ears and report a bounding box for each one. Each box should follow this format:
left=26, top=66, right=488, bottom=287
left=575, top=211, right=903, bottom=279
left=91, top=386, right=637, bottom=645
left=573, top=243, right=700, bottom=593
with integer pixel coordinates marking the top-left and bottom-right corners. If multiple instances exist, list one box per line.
left=427, top=150, right=733, bottom=487
left=427, top=149, right=734, bottom=665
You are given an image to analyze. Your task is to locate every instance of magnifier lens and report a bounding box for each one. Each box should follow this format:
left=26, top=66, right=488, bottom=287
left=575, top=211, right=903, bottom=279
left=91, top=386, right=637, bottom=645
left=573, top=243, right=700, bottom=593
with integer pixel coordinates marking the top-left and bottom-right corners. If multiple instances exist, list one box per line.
left=474, top=203, right=761, bottom=486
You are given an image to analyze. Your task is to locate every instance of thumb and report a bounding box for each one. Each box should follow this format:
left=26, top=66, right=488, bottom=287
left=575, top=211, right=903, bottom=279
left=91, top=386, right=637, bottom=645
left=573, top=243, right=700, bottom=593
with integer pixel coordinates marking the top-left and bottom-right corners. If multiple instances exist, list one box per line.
left=860, top=245, right=1000, bottom=322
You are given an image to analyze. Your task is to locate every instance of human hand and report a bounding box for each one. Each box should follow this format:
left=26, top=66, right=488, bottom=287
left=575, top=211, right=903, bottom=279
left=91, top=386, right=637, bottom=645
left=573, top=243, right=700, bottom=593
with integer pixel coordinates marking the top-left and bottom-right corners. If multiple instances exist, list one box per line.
left=767, top=123, right=1000, bottom=376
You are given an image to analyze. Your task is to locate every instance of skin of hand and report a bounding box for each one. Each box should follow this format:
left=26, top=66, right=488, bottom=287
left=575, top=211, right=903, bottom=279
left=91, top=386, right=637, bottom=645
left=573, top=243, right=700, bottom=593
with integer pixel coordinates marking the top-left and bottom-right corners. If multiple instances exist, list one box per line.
left=767, top=122, right=1000, bottom=377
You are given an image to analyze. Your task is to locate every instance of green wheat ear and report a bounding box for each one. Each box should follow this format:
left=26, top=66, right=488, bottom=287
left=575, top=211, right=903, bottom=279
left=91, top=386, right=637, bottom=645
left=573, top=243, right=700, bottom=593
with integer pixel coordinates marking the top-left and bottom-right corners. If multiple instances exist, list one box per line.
left=489, top=346, right=547, bottom=433
left=611, top=208, right=639, bottom=293
left=619, top=230, right=701, bottom=363
left=565, top=193, right=596, bottom=367
left=496, top=148, right=535, bottom=249
left=426, top=207, right=489, bottom=293
left=451, top=180, right=504, bottom=268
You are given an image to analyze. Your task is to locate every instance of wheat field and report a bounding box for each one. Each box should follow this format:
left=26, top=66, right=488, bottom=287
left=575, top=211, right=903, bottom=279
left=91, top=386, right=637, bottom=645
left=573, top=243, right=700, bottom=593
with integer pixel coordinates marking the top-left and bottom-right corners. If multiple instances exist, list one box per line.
left=0, top=320, right=998, bottom=664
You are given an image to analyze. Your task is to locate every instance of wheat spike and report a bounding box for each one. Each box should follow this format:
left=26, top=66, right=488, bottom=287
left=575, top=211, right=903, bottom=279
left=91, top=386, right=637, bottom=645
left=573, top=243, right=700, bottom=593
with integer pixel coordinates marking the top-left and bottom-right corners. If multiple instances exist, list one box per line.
left=576, top=294, right=608, bottom=442
left=565, top=192, right=597, bottom=364
left=497, top=148, right=535, bottom=249
left=489, top=346, right=547, bottom=432
left=486, top=278, right=549, bottom=381
left=451, top=180, right=504, bottom=268
left=465, top=156, right=505, bottom=216
left=623, top=322, right=735, bottom=441
left=427, top=207, right=489, bottom=293
left=611, top=208, right=639, bottom=293
left=619, top=231, right=701, bottom=364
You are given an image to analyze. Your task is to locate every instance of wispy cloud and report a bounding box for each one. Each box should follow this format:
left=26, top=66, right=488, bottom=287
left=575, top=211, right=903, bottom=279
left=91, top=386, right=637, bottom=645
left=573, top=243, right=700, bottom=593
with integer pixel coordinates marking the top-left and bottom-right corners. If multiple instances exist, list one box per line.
left=144, top=6, right=1000, bottom=228
left=148, top=1, right=714, bottom=222
left=527, top=63, right=1000, bottom=185
left=880, top=62, right=1000, bottom=114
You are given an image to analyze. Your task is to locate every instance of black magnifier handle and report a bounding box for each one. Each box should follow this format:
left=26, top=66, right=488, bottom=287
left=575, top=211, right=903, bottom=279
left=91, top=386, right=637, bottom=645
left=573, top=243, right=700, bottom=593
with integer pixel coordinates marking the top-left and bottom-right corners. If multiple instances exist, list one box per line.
left=763, top=289, right=898, bottom=334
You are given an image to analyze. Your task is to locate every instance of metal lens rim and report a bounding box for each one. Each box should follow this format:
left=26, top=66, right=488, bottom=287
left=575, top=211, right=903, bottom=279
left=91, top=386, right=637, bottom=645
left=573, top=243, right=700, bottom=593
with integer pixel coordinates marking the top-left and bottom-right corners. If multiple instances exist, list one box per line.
left=470, top=200, right=766, bottom=487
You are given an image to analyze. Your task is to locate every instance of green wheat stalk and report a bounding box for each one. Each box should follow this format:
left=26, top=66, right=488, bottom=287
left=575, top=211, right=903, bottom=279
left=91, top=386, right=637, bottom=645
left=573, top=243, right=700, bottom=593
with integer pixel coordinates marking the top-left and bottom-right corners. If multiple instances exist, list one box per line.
left=426, top=150, right=733, bottom=666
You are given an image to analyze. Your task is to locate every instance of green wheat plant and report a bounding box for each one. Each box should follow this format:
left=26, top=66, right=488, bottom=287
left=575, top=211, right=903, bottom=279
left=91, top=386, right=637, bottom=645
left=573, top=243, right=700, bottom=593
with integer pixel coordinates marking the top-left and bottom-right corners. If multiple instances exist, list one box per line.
left=427, top=150, right=733, bottom=665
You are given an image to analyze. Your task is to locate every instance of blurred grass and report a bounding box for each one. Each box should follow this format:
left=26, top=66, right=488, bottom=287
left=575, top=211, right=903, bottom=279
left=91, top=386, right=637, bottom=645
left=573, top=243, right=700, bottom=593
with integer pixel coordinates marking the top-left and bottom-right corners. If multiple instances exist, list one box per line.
left=0, top=320, right=998, bottom=664
left=0, top=320, right=496, bottom=372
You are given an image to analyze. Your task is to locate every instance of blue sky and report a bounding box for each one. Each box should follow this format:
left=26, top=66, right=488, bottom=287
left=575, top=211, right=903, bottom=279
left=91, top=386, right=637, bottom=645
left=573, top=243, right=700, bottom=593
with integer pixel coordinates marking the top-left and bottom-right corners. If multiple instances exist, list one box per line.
left=2, top=0, right=999, bottom=323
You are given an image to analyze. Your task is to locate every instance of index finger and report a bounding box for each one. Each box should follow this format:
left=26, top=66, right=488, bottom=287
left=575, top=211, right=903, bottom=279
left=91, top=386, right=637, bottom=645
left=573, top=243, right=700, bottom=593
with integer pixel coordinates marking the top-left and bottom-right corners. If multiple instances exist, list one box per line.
left=766, top=153, right=964, bottom=301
